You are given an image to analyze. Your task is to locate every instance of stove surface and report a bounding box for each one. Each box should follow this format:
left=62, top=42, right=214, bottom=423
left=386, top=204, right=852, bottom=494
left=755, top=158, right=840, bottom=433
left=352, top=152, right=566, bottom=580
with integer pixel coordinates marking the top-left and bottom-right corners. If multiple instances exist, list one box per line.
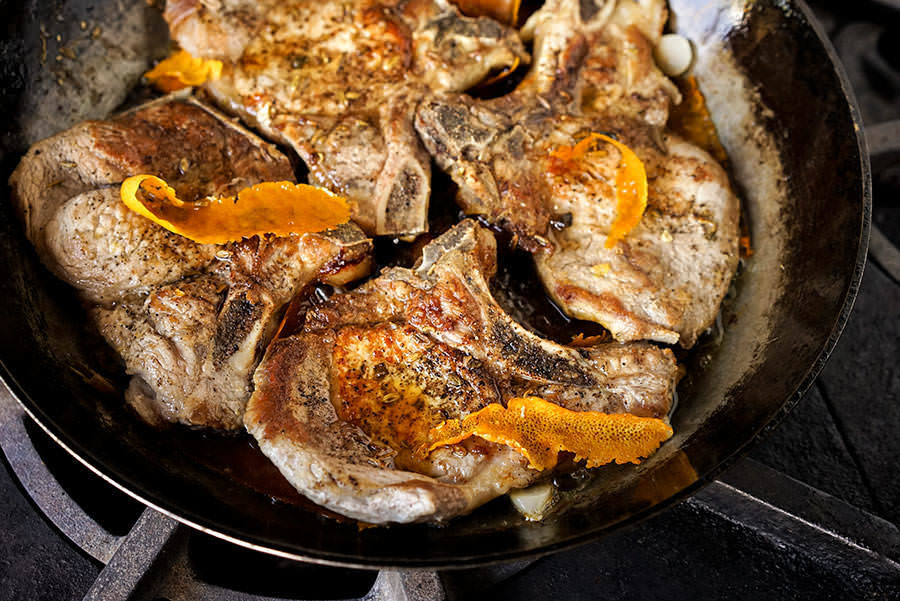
left=1, top=1, right=899, bottom=600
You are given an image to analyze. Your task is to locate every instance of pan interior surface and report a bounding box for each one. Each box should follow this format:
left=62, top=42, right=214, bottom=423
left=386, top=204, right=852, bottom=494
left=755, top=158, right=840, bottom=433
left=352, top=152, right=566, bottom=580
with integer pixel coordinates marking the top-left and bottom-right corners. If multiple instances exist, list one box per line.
left=0, top=0, right=869, bottom=567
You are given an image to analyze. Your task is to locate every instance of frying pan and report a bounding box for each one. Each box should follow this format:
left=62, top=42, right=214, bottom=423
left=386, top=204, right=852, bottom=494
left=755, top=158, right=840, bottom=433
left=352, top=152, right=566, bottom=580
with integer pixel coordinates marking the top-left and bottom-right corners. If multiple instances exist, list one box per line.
left=0, top=0, right=870, bottom=568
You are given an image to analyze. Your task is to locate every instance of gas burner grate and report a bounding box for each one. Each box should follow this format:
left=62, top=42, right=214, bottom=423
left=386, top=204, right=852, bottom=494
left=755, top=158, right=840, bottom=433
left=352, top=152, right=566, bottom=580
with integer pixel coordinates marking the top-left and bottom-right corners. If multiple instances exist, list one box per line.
left=2, top=377, right=898, bottom=601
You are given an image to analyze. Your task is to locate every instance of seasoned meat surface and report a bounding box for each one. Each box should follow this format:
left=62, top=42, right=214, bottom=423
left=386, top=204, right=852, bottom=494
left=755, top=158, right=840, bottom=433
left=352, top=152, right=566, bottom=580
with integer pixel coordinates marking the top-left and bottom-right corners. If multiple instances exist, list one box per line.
left=9, top=93, right=293, bottom=286
left=44, top=188, right=219, bottom=305
left=9, top=97, right=373, bottom=429
left=248, top=331, right=530, bottom=523
left=97, top=225, right=371, bottom=429
left=245, top=220, right=678, bottom=523
left=520, top=0, right=677, bottom=127
left=535, top=132, right=739, bottom=347
left=164, top=0, right=527, bottom=237
left=415, top=0, right=739, bottom=346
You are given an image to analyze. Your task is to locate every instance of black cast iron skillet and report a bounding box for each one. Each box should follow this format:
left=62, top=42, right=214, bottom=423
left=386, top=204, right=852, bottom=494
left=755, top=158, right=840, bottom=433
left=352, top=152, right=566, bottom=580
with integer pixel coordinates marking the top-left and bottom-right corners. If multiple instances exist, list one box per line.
left=0, top=0, right=870, bottom=568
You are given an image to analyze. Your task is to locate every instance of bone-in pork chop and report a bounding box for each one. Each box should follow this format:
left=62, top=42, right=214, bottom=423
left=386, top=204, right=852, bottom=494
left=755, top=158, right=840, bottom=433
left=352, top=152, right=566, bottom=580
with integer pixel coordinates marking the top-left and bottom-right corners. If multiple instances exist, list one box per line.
left=519, top=0, right=678, bottom=127
left=164, top=0, right=527, bottom=238
left=245, top=220, right=678, bottom=523
left=415, top=0, right=739, bottom=347
left=10, top=93, right=293, bottom=299
left=9, top=96, right=372, bottom=429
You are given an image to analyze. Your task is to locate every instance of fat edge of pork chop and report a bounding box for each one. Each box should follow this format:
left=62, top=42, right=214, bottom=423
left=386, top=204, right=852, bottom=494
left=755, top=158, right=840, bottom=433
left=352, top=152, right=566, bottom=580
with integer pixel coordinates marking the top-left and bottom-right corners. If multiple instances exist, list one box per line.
left=415, top=0, right=739, bottom=347
left=164, top=0, right=528, bottom=238
left=245, top=220, right=678, bottom=523
left=9, top=95, right=374, bottom=429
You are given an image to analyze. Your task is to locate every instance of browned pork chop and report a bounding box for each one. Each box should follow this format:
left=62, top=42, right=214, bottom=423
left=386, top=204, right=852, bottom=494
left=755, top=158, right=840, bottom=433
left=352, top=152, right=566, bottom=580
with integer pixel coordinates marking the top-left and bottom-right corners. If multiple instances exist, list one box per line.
left=520, top=0, right=678, bottom=127
left=9, top=93, right=294, bottom=297
left=415, top=0, right=739, bottom=347
left=96, top=224, right=370, bottom=429
left=9, top=96, right=373, bottom=429
left=164, top=0, right=527, bottom=237
left=245, top=220, right=678, bottom=523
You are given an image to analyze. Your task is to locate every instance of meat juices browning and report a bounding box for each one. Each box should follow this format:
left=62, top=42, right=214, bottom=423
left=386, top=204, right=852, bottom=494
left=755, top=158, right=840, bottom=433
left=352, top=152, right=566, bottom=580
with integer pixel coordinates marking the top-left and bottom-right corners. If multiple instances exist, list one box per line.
left=9, top=96, right=372, bottom=430
left=415, top=0, right=740, bottom=347
left=164, top=0, right=528, bottom=238
left=245, top=220, right=678, bottom=523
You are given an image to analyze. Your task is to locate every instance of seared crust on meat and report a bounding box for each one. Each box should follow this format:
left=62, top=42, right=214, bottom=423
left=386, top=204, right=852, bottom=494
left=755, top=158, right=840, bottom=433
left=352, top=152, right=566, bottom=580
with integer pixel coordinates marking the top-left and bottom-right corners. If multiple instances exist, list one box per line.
left=97, top=230, right=371, bottom=429
left=246, top=333, right=527, bottom=523
left=164, top=0, right=527, bottom=237
left=415, top=0, right=739, bottom=347
left=535, top=133, right=739, bottom=347
left=9, top=96, right=373, bottom=429
left=9, top=93, right=293, bottom=276
left=246, top=220, right=677, bottom=523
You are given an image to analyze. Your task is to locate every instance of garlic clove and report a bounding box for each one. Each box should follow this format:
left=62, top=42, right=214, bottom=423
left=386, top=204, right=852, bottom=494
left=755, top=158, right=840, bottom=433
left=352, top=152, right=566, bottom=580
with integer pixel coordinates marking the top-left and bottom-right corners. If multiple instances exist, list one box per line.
left=510, top=483, right=555, bottom=521
left=654, top=34, right=694, bottom=77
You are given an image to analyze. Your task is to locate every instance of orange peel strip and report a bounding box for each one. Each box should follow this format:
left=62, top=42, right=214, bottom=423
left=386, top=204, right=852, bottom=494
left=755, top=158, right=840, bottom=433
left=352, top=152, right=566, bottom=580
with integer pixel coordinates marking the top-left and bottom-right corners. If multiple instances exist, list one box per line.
left=120, top=175, right=350, bottom=245
left=144, top=50, right=223, bottom=93
left=421, top=396, right=673, bottom=471
left=452, top=0, right=522, bottom=25
left=569, top=332, right=611, bottom=347
left=550, top=133, right=648, bottom=249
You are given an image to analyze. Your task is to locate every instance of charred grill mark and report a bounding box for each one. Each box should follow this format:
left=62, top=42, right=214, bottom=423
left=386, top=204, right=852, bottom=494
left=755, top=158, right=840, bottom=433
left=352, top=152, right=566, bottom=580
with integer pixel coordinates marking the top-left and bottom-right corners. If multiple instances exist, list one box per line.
left=431, top=103, right=493, bottom=151
left=504, top=127, right=528, bottom=160
left=555, top=35, right=589, bottom=96
left=213, top=292, right=264, bottom=363
left=579, top=0, right=604, bottom=23
left=428, top=13, right=505, bottom=45
left=384, top=164, right=425, bottom=231
left=489, top=320, right=595, bottom=385
left=319, top=247, right=370, bottom=279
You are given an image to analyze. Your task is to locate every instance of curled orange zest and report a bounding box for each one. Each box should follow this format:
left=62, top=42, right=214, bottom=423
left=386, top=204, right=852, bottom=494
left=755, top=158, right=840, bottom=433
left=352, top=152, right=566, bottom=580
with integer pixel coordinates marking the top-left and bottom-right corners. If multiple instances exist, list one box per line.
left=452, top=0, right=522, bottom=25
left=144, top=50, right=223, bottom=92
left=569, top=332, right=610, bottom=347
left=420, top=396, right=673, bottom=471
left=550, top=133, right=648, bottom=249
left=120, top=175, right=351, bottom=245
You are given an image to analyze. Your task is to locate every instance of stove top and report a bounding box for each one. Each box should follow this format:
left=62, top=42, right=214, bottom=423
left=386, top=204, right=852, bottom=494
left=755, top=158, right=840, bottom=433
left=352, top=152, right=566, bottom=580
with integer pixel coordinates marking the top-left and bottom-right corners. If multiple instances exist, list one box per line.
left=2, top=1, right=899, bottom=599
